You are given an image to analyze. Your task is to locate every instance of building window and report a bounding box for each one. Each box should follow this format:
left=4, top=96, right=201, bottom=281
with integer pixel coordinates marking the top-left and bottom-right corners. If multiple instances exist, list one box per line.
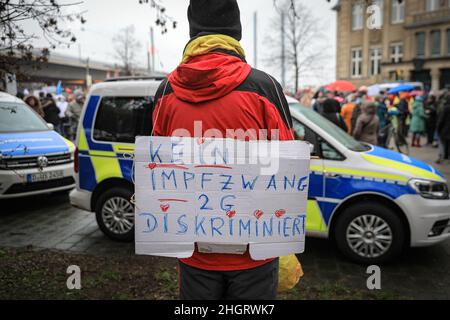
left=416, top=32, right=426, bottom=58
left=447, top=29, right=450, bottom=55
left=352, top=3, right=364, bottom=31
left=370, top=0, right=384, bottom=26
left=431, top=30, right=441, bottom=56
left=390, top=42, right=403, bottom=63
left=370, top=48, right=382, bottom=75
left=426, top=0, right=440, bottom=11
left=351, top=47, right=363, bottom=77
left=391, top=0, right=405, bottom=24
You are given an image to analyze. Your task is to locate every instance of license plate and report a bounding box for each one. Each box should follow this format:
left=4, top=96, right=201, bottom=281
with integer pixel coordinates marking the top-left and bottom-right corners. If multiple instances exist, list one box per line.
left=27, top=171, right=64, bottom=183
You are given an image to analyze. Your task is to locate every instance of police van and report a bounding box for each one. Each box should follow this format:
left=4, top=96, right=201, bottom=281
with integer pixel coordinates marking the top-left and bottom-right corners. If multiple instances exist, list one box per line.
left=0, top=92, right=75, bottom=199
left=70, top=78, right=450, bottom=264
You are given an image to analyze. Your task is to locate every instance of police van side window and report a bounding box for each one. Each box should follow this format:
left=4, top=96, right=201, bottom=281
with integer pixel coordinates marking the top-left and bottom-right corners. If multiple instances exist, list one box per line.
left=320, top=139, right=345, bottom=161
left=93, top=96, right=153, bottom=143
left=293, top=119, right=319, bottom=157
left=293, top=119, right=345, bottom=161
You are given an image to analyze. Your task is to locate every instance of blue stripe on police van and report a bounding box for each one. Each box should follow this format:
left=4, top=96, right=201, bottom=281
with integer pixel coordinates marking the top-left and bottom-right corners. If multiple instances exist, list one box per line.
left=79, top=156, right=97, bottom=192
left=367, top=146, right=440, bottom=176
left=324, top=176, right=415, bottom=201
left=318, top=201, right=339, bottom=226
left=118, top=158, right=133, bottom=183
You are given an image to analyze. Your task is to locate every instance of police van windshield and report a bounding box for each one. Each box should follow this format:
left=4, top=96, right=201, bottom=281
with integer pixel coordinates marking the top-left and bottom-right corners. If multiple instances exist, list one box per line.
left=290, top=102, right=371, bottom=153
left=0, top=102, right=49, bottom=133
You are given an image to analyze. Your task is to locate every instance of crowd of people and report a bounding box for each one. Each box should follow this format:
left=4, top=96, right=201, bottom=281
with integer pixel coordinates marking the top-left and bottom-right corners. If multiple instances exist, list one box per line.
left=298, top=86, right=450, bottom=164
left=18, top=91, right=85, bottom=141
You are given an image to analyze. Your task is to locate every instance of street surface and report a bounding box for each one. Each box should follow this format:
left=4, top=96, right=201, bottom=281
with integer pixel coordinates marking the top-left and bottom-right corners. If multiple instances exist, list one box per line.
left=0, top=143, right=449, bottom=299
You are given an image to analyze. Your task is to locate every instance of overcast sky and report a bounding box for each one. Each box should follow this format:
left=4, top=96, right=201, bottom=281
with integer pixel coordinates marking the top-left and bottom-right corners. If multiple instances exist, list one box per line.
left=41, top=0, right=339, bottom=87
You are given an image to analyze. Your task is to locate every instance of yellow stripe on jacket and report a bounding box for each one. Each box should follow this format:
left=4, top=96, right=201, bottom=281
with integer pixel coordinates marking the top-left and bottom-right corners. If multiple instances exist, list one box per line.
left=182, top=34, right=246, bottom=64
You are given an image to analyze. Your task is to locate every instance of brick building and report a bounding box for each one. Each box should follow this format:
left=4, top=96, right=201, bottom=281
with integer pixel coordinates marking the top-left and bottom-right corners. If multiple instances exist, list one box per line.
left=334, top=0, right=450, bottom=91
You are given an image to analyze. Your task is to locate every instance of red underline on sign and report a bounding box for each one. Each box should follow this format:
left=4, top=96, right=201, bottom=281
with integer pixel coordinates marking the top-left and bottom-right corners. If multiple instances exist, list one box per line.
left=160, top=164, right=189, bottom=170
left=146, top=164, right=189, bottom=170
left=195, top=165, right=233, bottom=169
left=158, top=199, right=189, bottom=203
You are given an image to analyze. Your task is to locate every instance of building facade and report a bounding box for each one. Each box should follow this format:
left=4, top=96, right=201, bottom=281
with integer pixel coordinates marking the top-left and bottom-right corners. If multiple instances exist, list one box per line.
left=334, top=0, right=450, bottom=91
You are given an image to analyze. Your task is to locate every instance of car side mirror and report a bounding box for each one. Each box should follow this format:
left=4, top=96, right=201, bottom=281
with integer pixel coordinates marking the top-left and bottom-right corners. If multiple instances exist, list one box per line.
left=47, top=123, right=55, bottom=131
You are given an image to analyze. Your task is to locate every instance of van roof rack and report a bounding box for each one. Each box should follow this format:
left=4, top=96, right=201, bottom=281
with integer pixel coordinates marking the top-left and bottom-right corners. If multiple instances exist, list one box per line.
left=104, top=76, right=166, bottom=82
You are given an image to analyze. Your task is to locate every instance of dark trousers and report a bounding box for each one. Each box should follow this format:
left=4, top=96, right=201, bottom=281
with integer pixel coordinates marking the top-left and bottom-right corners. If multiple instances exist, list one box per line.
left=426, top=125, right=436, bottom=144
left=443, top=139, right=450, bottom=160
left=398, top=117, right=408, bottom=139
left=179, top=259, right=279, bottom=300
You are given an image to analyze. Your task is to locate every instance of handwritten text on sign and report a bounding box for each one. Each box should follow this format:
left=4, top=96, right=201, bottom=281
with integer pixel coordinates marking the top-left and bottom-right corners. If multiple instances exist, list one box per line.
left=134, top=137, right=311, bottom=260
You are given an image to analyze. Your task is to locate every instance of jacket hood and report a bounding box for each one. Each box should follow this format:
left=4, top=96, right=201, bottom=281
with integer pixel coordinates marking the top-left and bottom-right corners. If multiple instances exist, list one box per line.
left=169, top=52, right=251, bottom=103
left=362, top=103, right=377, bottom=115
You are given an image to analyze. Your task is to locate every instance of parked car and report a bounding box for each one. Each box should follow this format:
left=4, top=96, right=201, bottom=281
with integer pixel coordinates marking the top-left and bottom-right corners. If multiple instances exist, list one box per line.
left=0, top=92, right=76, bottom=199
left=70, top=80, right=450, bottom=264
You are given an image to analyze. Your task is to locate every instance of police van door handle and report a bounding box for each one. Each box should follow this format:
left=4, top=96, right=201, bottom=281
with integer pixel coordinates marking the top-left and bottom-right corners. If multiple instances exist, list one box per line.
left=325, top=172, right=341, bottom=179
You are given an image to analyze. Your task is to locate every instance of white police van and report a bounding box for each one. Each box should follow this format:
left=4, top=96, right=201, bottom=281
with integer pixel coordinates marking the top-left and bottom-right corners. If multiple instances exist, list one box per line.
left=0, top=92, right=75, bottom=199
left=70, top=78, right=450, bottom=264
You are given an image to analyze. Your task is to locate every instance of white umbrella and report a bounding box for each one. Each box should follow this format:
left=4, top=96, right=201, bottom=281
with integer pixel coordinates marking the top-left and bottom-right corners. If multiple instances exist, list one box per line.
left=367, top=84, right=380, bottom=97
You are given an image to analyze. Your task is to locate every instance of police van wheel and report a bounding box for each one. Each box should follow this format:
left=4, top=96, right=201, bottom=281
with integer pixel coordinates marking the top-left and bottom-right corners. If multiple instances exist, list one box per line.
left=95, top=188, right=135, bottom=242
left=334, top=202, right=405, bottom=265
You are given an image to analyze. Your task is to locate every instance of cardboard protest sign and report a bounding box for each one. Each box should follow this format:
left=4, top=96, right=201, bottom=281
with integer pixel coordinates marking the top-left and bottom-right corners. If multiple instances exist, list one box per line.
left=134, top=136, right=311, bottom=260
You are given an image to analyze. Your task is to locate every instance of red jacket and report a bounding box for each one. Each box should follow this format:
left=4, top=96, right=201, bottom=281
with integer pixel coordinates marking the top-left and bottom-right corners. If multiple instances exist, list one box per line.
left=152, top=50, right=293, bottom=271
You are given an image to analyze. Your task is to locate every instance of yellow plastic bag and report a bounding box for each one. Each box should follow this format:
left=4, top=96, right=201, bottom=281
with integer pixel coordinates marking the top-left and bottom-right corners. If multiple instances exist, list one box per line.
left=278, top=255, right=304, bottom=293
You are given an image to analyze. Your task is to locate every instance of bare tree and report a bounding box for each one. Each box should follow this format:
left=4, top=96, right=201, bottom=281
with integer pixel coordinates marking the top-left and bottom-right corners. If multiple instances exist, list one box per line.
left=139, top=0, right=177, bottom=34
left=113, top=25, right=142, bottom=76
left=267, top=0, right=330, bottom=93
left=0, top=0, right=85, bottom=80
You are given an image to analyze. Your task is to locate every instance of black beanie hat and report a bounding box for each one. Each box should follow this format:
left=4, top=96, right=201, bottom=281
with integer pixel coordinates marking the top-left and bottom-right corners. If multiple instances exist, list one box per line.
left=188, top=0, right=242, bottom=41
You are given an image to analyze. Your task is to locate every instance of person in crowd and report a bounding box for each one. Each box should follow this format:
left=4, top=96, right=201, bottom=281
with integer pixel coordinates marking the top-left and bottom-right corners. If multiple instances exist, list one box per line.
left=56, top=96, right=69, bottom=137
left=151, top=0, right=294, bottom=300
left=42, top=93, right=61, bottom=131
left=353, top=102, right=380, bottom=145
left=436, top=95, right=450, bottom=164
left=299, top=89, right=314, bottom=108
left=375, top=95, right=389, bottom=147
left=312, top=90, right=326, bottom=114
left=436, top=89, right=449, bottom=161
left=410, top=96, right=427, bottom=148
left=397, top=92, right=410, bottom=139
left=424, top=94, right=438, bottom=146
left=324, top=90, right=342, bottom=113
left=358, top=86, right=368, bottom=97
left=65, top=94, right=84, bottom=140
left=38, top=91, right=46, bottom=105
left=350, top=97, right=363, bottom=135
left=24, top=95, right=44, bottom=117
left=341, top=94, right=356, bottom=134
left=16, top=92, right=25, bottom=100
left=322, top=98, right=348, bottom=132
